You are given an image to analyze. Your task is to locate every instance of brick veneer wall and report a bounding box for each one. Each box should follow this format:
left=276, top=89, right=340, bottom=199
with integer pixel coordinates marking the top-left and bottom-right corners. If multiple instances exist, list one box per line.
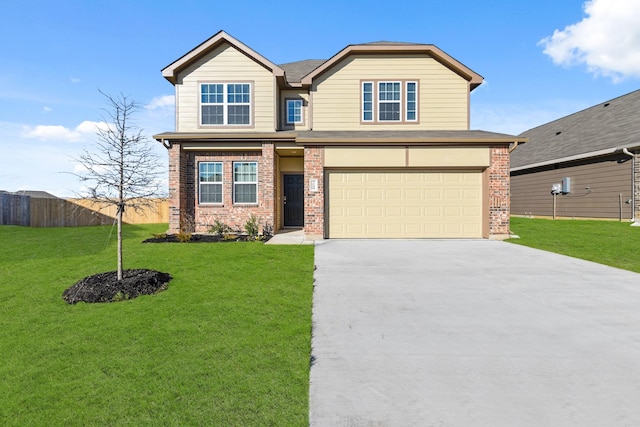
left=167, top=142, right=276, bottom=234
left=488, top=145, right=511, bottom=237
left=167, top=142, right=186, bottom=234
left=303, top=146, right=324, bottom=237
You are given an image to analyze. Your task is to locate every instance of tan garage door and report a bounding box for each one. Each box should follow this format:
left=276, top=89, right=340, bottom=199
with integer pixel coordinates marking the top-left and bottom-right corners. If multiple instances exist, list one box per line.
left=327, top=170, right=483, bottom=238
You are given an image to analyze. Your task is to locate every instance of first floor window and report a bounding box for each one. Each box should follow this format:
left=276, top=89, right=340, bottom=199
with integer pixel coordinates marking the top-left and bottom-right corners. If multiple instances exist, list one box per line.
left=233, top=162, right=257, bottom=204
left=286, top=99, right=303, bottom=124
left=201, top=83, right=251, bottom=126
left=199, top=162, right=223, bottom=204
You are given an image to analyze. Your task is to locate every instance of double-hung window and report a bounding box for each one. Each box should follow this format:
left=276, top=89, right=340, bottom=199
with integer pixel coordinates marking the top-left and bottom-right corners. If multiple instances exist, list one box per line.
left=201, top=83, right=251, bottom=126
left=233, top=162, right=258, bottom=204
left=362, top=80, right=418, bottom=123
left=199, top=162, right=223, bottom=204
left=286, top=99, right=303, bottom=124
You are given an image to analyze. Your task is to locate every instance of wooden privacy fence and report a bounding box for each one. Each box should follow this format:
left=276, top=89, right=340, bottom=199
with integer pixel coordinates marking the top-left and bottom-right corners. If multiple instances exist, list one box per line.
left=0, top=194, right=168, bottom=227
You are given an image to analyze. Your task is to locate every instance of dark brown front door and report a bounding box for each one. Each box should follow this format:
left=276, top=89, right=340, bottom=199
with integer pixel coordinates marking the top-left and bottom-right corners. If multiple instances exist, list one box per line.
left=283, top=174, right=304, bottom=227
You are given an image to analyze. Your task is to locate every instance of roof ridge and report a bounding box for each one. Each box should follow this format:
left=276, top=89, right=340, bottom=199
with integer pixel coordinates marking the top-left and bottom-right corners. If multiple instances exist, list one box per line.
left=519, top=88, right=640, bottom=136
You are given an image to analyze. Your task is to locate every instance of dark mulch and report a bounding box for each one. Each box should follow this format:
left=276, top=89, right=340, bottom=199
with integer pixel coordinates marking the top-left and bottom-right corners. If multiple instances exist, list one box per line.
left=62, top=269, right=172, bottom=304
left=142, top=234, right=270, bottom=243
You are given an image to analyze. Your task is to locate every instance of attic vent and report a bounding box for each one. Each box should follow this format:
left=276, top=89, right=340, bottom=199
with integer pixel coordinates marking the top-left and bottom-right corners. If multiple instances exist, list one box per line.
left=555, top=131, right=562, bottom=136
left=604, top=102, right=610, bottom=107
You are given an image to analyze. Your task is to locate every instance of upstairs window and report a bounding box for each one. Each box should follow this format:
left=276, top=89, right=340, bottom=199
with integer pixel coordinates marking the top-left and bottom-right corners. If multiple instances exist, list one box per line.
left=378, top=82, right=401, bottom=121
left=286, top=99, right=303, bottom=124
left=201, top=83, right=251, bottom=126
left=362, top=80, right=419, bottom=123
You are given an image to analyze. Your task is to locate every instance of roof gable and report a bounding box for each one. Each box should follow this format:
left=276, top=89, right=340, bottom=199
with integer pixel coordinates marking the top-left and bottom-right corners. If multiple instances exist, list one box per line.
left=300, top=42, right=483, bottom=90
left=161, top=30, right=284, bottom=84
left=512, top=89, right=640, bottom=169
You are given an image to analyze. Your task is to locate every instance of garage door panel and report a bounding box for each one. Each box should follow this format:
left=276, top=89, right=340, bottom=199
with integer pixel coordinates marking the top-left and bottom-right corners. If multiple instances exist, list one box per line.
left=328, top=171, right=483, bottom=238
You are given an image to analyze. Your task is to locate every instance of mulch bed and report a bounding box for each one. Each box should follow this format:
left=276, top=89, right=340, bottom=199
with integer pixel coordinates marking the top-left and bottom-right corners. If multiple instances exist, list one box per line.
left=142, top=234, right=270, bottom=243
left=62, top=269, right=172, bottom=304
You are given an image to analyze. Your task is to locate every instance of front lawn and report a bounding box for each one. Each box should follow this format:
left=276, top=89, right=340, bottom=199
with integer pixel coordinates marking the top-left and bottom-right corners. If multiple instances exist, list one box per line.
left=508, top=217, right=640, bottom=273
left=0, top=224, right=314, bottom=426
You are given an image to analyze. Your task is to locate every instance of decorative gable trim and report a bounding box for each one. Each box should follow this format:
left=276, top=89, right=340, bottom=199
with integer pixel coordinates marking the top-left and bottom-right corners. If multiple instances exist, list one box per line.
left=161, top=30, right=285, bottom=84
left=300, top=43, right=483, bottom=90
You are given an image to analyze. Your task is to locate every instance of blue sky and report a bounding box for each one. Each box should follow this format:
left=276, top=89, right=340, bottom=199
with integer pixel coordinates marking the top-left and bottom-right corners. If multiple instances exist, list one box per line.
left=1, top=0, right=639, bottom=196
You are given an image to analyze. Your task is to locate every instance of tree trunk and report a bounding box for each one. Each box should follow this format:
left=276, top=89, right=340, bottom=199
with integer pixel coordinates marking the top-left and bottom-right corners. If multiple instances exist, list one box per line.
left=117, top=204, right=123, bottom=281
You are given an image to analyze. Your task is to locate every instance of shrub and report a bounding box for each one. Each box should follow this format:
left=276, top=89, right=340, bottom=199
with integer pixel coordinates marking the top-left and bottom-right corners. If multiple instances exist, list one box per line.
left=244, top=214, right=260, bottom=239
left=209, top=218, right=233, bottom=237
left=176, top=231, right=192, bottom=243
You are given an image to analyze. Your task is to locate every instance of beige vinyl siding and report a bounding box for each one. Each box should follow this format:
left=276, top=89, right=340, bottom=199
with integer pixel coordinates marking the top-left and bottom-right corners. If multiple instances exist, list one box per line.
left=324, top=147, right=490, bottom=168
left=511, top=154, right=633, bottom=219
left=312, top=54, right=469, bottom=131
left=175, top=43, right=276, bottom=132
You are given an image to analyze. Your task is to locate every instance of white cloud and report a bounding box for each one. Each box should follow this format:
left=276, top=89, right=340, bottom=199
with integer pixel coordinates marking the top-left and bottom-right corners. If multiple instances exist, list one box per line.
left=21, top=120, right=109, bottom=142
left=43, top=106, right=52, bottom=112
left=70, top=77, right=81, bottom=83
left=145, top=95, right=175, bottom=110
left=539, top=0, right=640, bottom=81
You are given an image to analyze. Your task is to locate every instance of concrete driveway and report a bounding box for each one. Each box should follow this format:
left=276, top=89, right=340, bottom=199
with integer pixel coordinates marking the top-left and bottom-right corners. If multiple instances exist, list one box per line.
left=310, top=240, right=640, bottom=426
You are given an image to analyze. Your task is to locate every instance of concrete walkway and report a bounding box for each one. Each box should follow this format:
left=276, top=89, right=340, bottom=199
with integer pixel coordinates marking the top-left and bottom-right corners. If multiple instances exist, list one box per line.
left=265, top=229, right=315, bottom=245
left=310, top=239, right=640, bottom=426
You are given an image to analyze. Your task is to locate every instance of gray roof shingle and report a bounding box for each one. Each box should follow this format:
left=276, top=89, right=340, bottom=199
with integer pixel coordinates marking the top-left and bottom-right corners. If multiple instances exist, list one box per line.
left=512, top=89, right=640, bottom=169
left=279, top=59, right=326, bottom=83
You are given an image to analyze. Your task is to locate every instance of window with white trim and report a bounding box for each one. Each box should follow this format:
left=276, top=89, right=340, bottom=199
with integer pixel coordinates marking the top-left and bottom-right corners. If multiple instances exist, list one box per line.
left=199, top=162, right=223, bottom=204
left=362, top=80, right=418, bottom=123
left=201, top=83, right=251, bottom=125
left=286, top=99, right=303, bottom=124
left=233, top=162, right=258, bottom=204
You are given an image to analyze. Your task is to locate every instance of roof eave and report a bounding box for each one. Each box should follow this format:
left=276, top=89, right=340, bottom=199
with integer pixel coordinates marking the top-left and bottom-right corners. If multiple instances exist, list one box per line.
left=300, top=44, right=483, bottom=88
left=510, top=145, right=640, bottom=172
left=161, top=30, right=285, bottom=85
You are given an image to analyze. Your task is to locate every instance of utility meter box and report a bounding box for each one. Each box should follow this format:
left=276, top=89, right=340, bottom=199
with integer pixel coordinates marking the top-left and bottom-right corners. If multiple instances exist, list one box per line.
left=551, top=183, right=561, bottom=195
left=562, top=177, right=571, bottom=194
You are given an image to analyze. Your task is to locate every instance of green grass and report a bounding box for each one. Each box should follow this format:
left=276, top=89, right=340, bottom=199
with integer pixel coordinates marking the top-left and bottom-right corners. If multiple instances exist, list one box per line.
left=508, top=217, right=640, bottom=273
left=0, top=224, right=314, bottom=426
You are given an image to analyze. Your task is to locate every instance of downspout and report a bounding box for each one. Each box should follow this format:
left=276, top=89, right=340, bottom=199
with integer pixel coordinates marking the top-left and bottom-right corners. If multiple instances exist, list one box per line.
left=622, top=148, right=636, bottom=224
left=508, top=141, right=519, bottom=153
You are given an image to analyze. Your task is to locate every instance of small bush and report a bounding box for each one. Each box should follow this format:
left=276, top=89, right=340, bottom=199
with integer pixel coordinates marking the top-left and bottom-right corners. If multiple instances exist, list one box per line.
left=176, top=231, right=192, bottom=243
left=244, top=214, right=260, bottom=239
left=209, top=218, right=233, bottom=237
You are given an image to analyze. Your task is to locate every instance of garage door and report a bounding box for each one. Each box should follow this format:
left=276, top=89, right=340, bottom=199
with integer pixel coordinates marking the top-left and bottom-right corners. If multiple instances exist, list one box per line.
left=327, top=170, right=483, bottom=238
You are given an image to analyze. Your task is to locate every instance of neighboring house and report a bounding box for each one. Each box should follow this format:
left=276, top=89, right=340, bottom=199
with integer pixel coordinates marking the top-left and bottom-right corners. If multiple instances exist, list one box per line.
left=511, top=89, right=640, bottom=221
left=154, top=30, right=525, bottom=239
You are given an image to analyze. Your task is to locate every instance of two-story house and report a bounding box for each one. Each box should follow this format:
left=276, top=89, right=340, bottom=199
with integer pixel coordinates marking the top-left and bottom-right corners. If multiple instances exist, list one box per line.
left=154, top=31, right=525, bottom=239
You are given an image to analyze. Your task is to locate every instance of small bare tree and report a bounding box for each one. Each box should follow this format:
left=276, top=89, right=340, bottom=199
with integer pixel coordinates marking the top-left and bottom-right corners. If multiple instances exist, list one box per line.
left=75, top=91, right=163, bottom=280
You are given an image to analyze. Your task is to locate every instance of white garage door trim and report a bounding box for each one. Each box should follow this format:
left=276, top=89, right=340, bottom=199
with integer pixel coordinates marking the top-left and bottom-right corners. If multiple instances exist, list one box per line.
left=327, top=169, right=484, bottom=239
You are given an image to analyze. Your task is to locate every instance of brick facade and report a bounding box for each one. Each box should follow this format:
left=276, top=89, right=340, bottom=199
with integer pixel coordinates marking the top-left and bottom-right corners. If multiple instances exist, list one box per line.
left=488, top=145, right=511, bottom=238
left=167, top=142, right=276, bottom=235
left=169, top=143, right=513, bottom=239
left=303, top=146, right=325, bottom=237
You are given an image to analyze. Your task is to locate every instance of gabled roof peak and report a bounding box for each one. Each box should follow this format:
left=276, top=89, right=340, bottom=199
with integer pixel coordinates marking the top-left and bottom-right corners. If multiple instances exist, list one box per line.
left=161, top=30, right=284, bottom=84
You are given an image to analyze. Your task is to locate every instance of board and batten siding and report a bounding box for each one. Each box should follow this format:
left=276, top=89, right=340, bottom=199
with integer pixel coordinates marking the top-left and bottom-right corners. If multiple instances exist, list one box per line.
left=311, top=54, right=469, bottom=131
left=511, top=155, right=633, bottom=219
left=175, top=43, right=276, bottom=132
